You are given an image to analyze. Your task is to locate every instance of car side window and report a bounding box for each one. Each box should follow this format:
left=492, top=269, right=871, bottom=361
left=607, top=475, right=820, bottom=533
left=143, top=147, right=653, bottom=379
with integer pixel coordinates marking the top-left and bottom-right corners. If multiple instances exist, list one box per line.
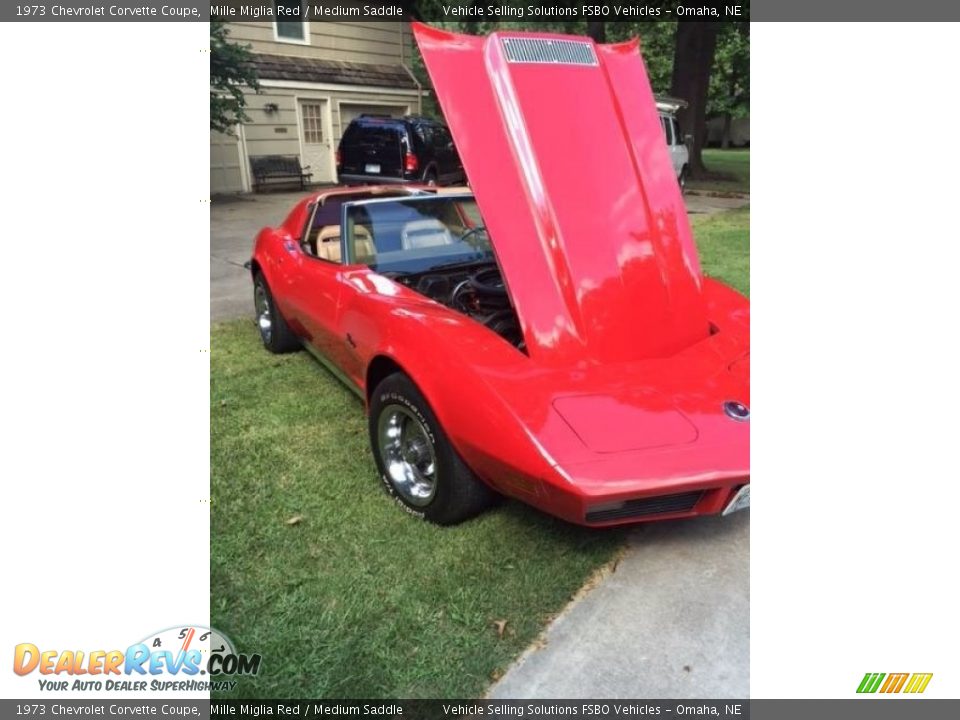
left=660, top=116, right=671, bottom=144
left=434, top=126, right=452, bottom=149
left=299, top=203, right=316, bottom=248
left=671, top=118, right=682, bottom=146
left=301, top=201, right=345, bottom=264
left=414, top=124, right=433, bottom=148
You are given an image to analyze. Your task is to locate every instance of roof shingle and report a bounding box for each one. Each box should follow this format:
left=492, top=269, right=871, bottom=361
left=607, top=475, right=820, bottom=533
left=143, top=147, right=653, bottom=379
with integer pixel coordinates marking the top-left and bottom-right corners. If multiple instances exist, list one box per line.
left=251, top=54, right=418, bottom=90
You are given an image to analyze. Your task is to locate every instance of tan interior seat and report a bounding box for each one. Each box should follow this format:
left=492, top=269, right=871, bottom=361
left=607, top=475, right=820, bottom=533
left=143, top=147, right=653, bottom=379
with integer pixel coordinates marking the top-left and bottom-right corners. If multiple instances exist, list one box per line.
left=315, top=225, right=342, bottom=262
left=353, top=226, right=376, bottom=265
left=401, top=219, right=453, bottom=249
left=313, top=225, right=376, bottom=265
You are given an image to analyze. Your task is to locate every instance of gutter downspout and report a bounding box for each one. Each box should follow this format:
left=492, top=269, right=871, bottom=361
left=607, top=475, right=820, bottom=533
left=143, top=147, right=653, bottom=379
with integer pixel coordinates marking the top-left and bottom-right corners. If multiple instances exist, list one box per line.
left=399, top=22, right=423, bottom=115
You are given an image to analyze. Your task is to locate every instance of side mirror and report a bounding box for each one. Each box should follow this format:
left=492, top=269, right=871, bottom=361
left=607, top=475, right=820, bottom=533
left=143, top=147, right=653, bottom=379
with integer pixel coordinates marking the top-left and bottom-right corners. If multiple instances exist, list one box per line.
left=684, top=134, right=694, bottom=146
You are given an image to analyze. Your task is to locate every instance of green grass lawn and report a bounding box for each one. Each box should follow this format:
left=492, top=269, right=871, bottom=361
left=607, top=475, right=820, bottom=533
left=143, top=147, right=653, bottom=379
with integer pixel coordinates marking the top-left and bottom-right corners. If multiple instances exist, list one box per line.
left=689, top=149, right=750, bottom=195
left=691, top=207, right=750, bottom=296
left=211, top=335, right=625, bottom=698
left=211, top=206, right=748, bottom=699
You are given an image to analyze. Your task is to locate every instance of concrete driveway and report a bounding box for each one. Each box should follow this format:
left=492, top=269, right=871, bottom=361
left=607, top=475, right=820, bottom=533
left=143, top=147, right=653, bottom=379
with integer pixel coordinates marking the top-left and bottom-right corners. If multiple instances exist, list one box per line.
left=210, top=189, right=750, bottom=697
left=211, top=191, right=304, bottom=321
left=490, top=513, right=749, bottom=699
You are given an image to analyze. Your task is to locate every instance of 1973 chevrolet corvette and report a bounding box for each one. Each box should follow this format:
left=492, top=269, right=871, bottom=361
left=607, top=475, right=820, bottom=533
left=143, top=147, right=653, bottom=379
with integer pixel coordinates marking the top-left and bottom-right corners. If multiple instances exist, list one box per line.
left=248, top=24, right=750, bottom=526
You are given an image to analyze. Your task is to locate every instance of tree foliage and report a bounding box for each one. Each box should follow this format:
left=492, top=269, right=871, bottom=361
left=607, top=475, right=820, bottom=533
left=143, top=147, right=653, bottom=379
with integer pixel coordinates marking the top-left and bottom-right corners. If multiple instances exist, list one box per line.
left=210, top=22, right=260, bottom=135
left=708, top=23, right=750, bottom=120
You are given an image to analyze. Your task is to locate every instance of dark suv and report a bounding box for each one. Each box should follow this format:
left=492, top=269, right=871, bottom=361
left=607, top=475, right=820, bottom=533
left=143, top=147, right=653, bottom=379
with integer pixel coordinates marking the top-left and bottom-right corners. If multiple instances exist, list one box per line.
left=336, top=115, right=466, bottom=186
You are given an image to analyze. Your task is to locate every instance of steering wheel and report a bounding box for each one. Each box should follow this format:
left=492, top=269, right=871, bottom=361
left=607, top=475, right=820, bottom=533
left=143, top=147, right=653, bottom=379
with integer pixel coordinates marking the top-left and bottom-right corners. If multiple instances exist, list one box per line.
left=459, top=225, right=488, bottom=246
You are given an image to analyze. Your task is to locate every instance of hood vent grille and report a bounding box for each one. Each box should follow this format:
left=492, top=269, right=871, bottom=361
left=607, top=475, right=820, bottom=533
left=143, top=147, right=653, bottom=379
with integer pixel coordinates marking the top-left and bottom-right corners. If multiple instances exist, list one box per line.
left=502, top=37, right=598, bottom=67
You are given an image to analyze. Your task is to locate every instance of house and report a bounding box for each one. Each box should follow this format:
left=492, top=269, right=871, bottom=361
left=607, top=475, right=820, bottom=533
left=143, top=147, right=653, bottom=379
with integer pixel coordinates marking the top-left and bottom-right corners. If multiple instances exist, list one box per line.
left=706, top=115, right=750, bottom=148
left=211, top=20, right=424, bottom=194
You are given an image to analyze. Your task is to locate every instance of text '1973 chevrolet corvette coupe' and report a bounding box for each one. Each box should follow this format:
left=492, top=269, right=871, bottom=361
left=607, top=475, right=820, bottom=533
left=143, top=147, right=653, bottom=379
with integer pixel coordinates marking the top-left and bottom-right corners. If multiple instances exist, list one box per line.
left=249, top=24, right=750, bottom=526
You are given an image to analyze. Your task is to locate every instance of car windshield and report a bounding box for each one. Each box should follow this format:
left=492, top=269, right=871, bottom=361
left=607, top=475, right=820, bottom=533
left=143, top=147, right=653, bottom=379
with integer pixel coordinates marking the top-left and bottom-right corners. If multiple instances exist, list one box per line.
left=345, top=195, right=492, bottom=274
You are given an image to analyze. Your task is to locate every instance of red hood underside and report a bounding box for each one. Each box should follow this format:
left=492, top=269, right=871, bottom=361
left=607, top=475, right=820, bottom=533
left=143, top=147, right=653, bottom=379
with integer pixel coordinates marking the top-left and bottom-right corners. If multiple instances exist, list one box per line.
left=413, top=23, right=710, bottom=365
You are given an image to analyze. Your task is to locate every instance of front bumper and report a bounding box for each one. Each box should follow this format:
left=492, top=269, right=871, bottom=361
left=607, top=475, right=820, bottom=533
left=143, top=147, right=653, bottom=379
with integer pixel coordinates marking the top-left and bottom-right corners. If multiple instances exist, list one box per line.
left=584, top=482, right=747, bottom=527
left=534, top=471, right=750, bottom=527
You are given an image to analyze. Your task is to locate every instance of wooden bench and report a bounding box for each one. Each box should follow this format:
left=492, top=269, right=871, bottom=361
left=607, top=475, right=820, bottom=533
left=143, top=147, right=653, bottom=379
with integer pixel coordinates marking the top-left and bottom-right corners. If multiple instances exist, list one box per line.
left=249, top=155, right=312, bottom=192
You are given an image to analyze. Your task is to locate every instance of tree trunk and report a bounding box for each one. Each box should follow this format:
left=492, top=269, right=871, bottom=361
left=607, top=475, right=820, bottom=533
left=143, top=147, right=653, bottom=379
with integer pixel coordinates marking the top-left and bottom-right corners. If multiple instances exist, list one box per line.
left=670, top=22, right=719, bottom=178
left=721, top=114, right=732, bottom=149
left=586, top=22, right=606, bottom=44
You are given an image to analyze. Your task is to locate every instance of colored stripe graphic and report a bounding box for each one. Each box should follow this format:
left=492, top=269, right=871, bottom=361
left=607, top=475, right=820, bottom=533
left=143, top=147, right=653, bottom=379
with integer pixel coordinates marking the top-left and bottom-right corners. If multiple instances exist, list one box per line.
left=903, top=673, right=933, bottom=694
left=857, top=673, right=885, bottom=693
left=858, top=672, right=933, bottom=694
left=880, top=673, right=909, bottom=693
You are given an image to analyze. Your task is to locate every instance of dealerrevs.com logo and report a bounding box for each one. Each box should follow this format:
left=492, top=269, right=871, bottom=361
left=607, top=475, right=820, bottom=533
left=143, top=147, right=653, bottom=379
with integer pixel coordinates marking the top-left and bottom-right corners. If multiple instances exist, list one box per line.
left=857, top=672, right=933, bottom=694
left=13, top=625, right=260, bottom=693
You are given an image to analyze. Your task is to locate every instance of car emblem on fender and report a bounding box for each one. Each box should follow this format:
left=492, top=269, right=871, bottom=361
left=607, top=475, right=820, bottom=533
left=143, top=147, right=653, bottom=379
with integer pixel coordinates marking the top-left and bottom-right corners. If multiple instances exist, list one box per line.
left=723, top=401, right=750, bottom=422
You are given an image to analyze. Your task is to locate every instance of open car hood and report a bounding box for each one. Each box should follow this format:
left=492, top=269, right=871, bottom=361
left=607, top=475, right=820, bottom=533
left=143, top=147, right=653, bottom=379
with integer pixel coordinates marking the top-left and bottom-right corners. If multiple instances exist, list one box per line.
left=413, top=24, right=710, bottom=365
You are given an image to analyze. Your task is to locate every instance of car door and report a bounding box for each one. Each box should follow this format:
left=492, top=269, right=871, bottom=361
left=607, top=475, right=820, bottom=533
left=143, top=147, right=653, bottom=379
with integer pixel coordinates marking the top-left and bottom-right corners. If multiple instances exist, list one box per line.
left=660, top=114, right=682, bottom=178
left=670, top=116, right=688, bottom=177
left=284, top=202, right=347, bottom=366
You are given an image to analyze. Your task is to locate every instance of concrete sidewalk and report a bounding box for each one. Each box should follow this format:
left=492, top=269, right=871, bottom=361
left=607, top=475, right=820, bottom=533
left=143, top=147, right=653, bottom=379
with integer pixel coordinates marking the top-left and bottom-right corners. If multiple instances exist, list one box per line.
left=489, top=512, right=749, bottom=699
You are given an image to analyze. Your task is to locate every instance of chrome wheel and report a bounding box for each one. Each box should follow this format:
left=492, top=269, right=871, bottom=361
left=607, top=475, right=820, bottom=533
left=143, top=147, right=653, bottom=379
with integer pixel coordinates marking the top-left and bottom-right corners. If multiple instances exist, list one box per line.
left=255, top=282, right=272, bottom=344
left=377, top=404, right=438, bottom=507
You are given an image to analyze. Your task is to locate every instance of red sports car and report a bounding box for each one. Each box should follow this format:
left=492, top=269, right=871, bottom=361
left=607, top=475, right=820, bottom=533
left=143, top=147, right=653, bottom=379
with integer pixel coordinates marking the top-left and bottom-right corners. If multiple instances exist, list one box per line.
left=248, top=24, right=750, bottom=526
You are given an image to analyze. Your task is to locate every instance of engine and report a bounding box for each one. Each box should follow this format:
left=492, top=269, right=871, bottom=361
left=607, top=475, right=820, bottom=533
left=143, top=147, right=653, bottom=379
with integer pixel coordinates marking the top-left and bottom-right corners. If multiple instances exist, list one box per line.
left=402, top=265, right=525, bottom=352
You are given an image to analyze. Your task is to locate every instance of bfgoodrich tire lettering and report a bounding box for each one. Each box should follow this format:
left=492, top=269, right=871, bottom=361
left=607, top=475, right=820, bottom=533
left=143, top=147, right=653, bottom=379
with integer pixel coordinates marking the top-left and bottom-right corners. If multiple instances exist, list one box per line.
left=369, top=373, right=493, bottom=525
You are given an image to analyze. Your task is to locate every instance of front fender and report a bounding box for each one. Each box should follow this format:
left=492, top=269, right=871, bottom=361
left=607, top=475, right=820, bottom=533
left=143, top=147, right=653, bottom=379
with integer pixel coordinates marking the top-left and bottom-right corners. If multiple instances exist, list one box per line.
left=364, top=308, right=555, bottom=498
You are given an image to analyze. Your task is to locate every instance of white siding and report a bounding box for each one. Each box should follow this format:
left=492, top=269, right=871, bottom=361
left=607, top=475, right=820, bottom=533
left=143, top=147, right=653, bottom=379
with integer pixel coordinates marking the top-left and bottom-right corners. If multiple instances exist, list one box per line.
left=210, top=130, right=244, bottom=194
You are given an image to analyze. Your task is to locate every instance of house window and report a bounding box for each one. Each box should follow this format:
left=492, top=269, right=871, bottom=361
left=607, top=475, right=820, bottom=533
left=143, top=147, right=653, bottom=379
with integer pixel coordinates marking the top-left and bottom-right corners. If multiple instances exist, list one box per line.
left=274, top=1, right=307, bottom=43
left=301, top=102, right=324, bottom=144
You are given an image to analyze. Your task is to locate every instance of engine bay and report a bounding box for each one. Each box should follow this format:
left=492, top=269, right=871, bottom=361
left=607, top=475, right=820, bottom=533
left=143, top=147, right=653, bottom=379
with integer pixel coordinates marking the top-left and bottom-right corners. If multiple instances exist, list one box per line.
left=394, top=264, right=526, bottom=352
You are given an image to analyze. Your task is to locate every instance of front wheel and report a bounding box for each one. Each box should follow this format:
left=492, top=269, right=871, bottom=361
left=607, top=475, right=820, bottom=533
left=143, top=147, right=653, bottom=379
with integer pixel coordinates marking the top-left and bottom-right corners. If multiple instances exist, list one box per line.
left=369, top=373, right=493, bottom=525
left=253, top=273, right=300, bottom=353
left=678, top=165, right=689, bottom=194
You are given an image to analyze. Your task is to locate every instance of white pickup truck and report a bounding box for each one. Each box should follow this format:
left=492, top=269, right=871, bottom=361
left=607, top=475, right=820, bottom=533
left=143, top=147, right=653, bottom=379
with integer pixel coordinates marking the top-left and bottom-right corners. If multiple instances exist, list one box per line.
left=656, top=97, right=690, bottom=192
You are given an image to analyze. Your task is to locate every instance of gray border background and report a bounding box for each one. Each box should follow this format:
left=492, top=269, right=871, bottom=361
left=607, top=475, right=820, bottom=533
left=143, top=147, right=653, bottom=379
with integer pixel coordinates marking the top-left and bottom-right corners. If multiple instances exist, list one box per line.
left=3, top=0, right=955, bottom=22
left=2, top=700, right=960, bottom=718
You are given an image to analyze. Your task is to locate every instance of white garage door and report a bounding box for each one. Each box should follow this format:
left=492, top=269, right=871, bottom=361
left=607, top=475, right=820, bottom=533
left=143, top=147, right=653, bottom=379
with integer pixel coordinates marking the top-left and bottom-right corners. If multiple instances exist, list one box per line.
left=210, top=130, right=245, bottom=194
left=339, top=103, right=409, bottom=132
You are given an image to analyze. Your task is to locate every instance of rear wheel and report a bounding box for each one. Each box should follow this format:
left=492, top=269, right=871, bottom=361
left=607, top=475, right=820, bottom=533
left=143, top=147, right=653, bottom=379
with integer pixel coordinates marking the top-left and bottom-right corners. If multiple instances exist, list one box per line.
left=369, top=373, right=493, bottom=525
left=253, top=273, right=300, bottom=353
left=679, top=165, right=689, bottom=193
left=424, top=169, right=438, bottom=187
